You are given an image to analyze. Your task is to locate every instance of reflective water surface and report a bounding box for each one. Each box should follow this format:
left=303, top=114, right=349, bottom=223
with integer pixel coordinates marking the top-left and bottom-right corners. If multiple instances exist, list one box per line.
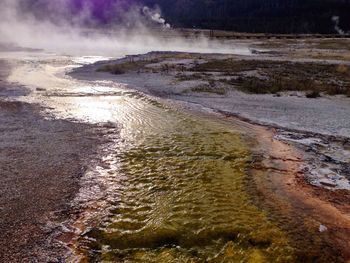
left=5, top=54, right=339, bottom=262
left=83, top=116, right=297, bottom=262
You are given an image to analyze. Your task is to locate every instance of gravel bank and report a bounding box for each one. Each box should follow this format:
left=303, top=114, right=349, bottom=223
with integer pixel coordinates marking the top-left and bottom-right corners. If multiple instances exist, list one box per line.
left=0, top=60, right=105, bottom=262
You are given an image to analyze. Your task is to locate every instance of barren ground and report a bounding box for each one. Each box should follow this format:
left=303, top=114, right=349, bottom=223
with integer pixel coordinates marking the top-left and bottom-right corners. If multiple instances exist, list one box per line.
left=0, top=60, right=112, bottom=262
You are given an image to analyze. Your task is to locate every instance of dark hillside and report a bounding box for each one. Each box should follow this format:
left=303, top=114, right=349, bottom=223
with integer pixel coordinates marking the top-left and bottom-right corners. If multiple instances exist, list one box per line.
left=145, top=0, right=350, bottom=33
left=18, top=0, right=350, bottom=34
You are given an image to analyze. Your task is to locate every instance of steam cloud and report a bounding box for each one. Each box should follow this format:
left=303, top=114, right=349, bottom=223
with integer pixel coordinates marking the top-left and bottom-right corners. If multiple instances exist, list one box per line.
left=142, top=6, right=171, bottom=29
left=0, top=0, right=249, bottom=56
left=332, top=16, right=345, bottom=35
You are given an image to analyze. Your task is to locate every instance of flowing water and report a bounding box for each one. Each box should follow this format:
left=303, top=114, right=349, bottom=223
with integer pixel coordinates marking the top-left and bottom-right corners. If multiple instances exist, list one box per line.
left=76, top=101, right=295, bottom=262
left=4, top=53, right=339, bottom=262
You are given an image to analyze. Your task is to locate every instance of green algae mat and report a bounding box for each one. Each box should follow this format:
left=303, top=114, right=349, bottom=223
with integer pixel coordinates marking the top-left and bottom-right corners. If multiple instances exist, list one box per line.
left=75, top=93, right=297, bottom=262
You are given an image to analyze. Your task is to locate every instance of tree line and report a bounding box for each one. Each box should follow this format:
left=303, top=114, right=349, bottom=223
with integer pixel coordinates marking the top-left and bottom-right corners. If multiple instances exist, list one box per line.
left=143, top=0, right=350, bottom=33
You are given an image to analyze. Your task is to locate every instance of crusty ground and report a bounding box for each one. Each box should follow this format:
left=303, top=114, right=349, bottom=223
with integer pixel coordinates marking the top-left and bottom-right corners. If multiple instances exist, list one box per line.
left=0, top=61, right=108, bottom=262
left=0, top=99, right=103, bottom=262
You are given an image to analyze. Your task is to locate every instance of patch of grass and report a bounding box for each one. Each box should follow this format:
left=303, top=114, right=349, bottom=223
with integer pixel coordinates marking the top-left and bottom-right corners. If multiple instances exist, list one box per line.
left=308, top=52, right=350, bottom=62
left=253, top=40, right=298, bottom=49
left=336, top=64, right=350, bottom=76
left=195, top=58, right=350, bottom=96
left=306, top=90, right=321, bottom=98
left=184, top=84, right=227, bottom=95
left=238, top=78, right=279, bottom=94
left=193, top=59, right=266, bottom=73
left=326, top=85, right=350, bottom=96
left=147, top=51, right=194, bottom=60
left=99, top=54, right=350, bottom=97
left=97, top=60, right=156, bottom=75
left=97, top=64, right=126, bottom=74
left=233, top=76, right=323, bottom=95
left=176, top=73, right=204, bottom=81
left=312, top=39, right=350, bottom=51
left=160, top=63, right=177, bottom=73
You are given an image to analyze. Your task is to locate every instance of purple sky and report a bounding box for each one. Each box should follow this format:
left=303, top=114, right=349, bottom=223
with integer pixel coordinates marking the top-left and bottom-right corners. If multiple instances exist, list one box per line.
left=17, top=0, right=148, bottom=26
left=18, top=0, right=130, bottom=22
left=70, top=0, right=133, bottom=22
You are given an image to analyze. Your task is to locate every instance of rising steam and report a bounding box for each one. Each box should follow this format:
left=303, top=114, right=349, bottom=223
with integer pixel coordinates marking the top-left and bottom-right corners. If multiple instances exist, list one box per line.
left=332, top=16, right=345, bottom=35
left=0, top=0, right=249, bottom=56
left=142, top=6, right=171, bottom=29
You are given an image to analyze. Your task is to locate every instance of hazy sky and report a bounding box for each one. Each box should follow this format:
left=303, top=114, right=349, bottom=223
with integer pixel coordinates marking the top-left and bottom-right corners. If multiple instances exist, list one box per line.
left=17, top=0, right=138, bottom=25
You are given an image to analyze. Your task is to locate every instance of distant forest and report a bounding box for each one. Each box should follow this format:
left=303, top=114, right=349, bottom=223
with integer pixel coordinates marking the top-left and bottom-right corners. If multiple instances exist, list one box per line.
left=18, top=0, right=350, bottom=34
left=143, top=0, right=350, bottom=34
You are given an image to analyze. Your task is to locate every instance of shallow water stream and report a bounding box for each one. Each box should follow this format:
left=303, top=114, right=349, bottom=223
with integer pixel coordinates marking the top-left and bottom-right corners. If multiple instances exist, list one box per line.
left=4, top=53, right=344, bottom=262
left=75, top=98, right=295, bottom=262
